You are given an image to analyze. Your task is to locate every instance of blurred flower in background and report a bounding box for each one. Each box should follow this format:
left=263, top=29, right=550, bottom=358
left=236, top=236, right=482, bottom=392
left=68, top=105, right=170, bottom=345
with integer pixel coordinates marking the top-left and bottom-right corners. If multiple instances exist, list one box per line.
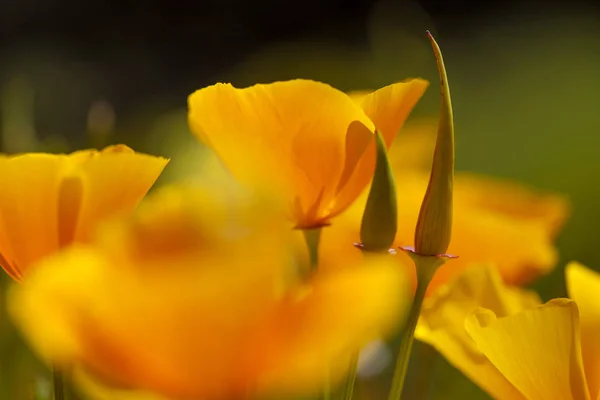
left=8, top=183, right=410, bottom=399
left=0, top=145, right=167, bottom=281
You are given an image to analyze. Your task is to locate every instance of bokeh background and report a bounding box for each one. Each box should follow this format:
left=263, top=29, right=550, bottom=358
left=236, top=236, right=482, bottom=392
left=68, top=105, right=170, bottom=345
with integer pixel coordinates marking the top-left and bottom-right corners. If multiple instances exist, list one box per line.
left=1, top=0, right=600, bottom=398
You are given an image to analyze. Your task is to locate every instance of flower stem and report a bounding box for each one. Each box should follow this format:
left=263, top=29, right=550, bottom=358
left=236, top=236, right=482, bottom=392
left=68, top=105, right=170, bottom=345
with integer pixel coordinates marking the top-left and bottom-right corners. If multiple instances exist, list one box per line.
left=340, top=353, right=359, bottom=400
left=302, top=227, right=322, bottom=273
left=53, top=368, right=65, bottom=400
left=302, top=227, right=330, bottom=400
left=387, top=254, right=446, bottom=400
left=406, top=343, right=438, bottom=399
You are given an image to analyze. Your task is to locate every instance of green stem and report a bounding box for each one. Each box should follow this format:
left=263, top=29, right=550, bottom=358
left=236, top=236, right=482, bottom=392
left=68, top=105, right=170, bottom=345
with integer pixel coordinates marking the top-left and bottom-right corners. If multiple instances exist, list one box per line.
left=340, top=353, right=359, bottom=400
left=302, top=227, right=322, bottom=273
left=302, top=227, right=329, bottom=400
left=53, top=368, right=65, bottom=400
left=405, top=343, right=438, bottom=400
left=387, top=254, right=446, bottom=400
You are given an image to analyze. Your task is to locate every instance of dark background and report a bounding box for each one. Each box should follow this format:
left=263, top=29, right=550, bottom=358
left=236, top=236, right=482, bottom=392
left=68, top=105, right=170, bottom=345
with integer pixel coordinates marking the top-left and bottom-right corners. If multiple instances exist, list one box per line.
left=2, top=0, right=598, bottom=145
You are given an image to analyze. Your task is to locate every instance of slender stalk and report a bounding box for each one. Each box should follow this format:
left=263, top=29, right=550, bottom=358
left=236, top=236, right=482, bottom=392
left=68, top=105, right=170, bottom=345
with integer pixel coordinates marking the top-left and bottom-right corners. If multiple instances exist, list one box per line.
left=387, top=254, right=446, bottom=400
left=405, top=343, right=438, bottom=399
left=53, top=368, right=65, bottom=400
left=302, top=227, right=330, bottom=400
left=323, top=369, right=331, bottom=400
left=302, top=227, right=322, bottom=273
left=340, top=353, right=359, bottom=400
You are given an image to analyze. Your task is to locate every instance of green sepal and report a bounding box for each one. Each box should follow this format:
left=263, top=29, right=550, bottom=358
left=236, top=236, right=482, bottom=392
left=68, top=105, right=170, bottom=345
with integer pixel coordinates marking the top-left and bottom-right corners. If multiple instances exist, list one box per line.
left=360, top=130, right=398, bottom=252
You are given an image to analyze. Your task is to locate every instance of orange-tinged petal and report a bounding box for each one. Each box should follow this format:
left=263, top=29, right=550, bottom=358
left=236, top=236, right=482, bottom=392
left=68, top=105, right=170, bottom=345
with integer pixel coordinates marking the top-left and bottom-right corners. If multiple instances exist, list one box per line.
left=73, top=369, right=170, bottom=400
left=10, top=185, right=292, bottom=399
left=188, top=80, right=375, bottom=228
left=69, top=145, right=169, bottom=243
left=454, top=173, right=569, bottom=238
left=10, top=184, right=408, bottom=399
left=465, top=299, right=590, bottom=400
left=255, top=256, right=410, bottom=395
left=566, top=262, right=600, bottom=399
left=0, top=155, right=67, bottom=280
left=10, top=245, right=275, bottom=399
left=335, top=79, right=428, bottom=211
left=0, top=146, right=167, bottom=281
left=415, top=266, right=539, bottom=400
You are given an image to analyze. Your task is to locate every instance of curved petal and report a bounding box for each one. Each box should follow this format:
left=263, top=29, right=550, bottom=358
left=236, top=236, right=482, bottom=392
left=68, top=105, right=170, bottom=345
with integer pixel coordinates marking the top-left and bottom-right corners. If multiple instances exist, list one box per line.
left=334, top=79, right=428, bottom=211
left=255, top=256, right=409, bottom=395
left=415, top=265, right=539, bottom=400
left=188, top=80, right=375, bottom=228
left=73, top=368, right=170, bottom=400
left=70, top=145, right=169, bottom=243
left=9, top=185, right=297, bottom=400
left=566, top=262, right=600, bottom=399
left=0, top=155, right=68, bottom=280
left=9, top=246, right=270, bottom=399
left=465, top=299, right=590, bottom=400
left=455, top=173, right=569, bottom=238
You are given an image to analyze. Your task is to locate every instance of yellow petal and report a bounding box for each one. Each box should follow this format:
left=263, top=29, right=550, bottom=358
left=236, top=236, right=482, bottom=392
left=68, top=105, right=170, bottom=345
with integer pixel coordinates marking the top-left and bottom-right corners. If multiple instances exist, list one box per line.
left=68, top=145, right=169, bottom=243
left=73, top=368, right=170, bottom=400
left=465, top=299, right=590, bottom=400
left=455, top=173, right=569, bottom=238
left=0, top=155, right=67, bottom=280
left=415, top=265, right=540, bottom=399
left=566, top=262, right=600, bottom=399
left=256, top=256, right=409, bottom=395
left=335, top=79, right=428, bottom=210
left=443, top=172, right=568, bottom=287
left=0, top=146, right=167, bottom=281
left=8, top=184, right=297, bottom=399
left=188, top=80, right=375, bottom=228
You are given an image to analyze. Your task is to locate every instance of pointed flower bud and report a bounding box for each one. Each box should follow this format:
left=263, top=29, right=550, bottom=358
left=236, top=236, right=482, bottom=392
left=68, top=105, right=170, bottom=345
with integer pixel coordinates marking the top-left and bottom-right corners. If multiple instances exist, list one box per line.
left=414, top=31, right=455, bottom=256
left=360, top=130, right=398, bottom=252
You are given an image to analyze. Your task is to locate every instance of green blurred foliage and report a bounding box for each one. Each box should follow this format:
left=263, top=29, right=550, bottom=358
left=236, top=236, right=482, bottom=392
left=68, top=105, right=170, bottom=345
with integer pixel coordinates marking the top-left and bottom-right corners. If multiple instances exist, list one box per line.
left=1, top=1, right=600, bottom=399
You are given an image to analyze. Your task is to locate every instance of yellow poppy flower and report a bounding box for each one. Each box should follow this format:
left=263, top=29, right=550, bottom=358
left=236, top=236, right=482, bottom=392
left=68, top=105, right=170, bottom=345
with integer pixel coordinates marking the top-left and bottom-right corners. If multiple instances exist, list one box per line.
left=0, top=144, right=168, bottom=281
left=415, top=265, right=542, bottom=399
left=187, top=78, right=428, bottom=229
left=317, top=120, right=568, bottom=294
left=416, top=262, right=600, bottom=400
left=8, top=185, right=409, bottom=400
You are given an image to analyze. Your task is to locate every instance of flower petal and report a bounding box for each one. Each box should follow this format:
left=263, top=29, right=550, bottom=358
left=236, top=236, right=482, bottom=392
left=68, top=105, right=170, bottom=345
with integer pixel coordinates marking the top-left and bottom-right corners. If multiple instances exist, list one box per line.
left=566, top=262, right=600, bottom=399
left=415, top=265, right=539, bottom=400
left=334, top=79, right=428, bottom=210
left=465, top=299, right=590, bottom=400
left=256, top=256, right=409, bottom=395
left=454, top=173, right=569, bottom=238
left=9, top=184, right=297, bottom=400
left=69, top=145, right=168, bottom=243
left=73, top=368, right=170, bottom=400
left=188, top=80, right=375, bottom=228
left=0, top=155, right=67, bottom=279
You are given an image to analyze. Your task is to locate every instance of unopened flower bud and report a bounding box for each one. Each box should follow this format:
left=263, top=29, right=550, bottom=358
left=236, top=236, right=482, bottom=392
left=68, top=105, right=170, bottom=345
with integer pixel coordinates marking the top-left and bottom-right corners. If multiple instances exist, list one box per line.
left=360, top=131, right=398, bottom=252
left=414, top=31, right=455, bottom=256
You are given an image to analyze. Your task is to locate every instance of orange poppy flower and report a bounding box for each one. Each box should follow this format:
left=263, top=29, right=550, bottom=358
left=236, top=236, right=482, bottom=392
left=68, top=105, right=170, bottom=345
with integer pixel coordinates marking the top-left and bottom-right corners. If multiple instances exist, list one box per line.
left=8, top=185, right=409, bottom=400
left=0, top=145, right=168, bottom=281
left=188, top=78, right=427, bottom=229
